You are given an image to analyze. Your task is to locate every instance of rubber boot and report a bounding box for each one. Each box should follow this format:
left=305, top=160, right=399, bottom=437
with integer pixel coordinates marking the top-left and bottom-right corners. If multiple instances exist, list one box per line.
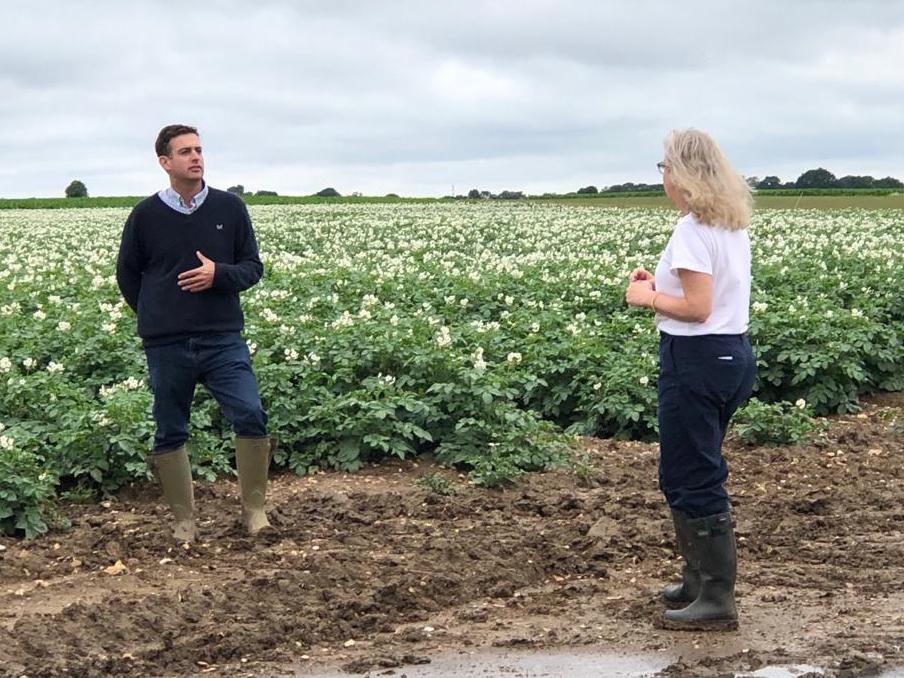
left=235, top=436, right=273, bottom=535
left=149, top=445, right=197, bottom=542
left=662, top=509, right=700, bottom=607
left=661, top=512, right=738, bottom=631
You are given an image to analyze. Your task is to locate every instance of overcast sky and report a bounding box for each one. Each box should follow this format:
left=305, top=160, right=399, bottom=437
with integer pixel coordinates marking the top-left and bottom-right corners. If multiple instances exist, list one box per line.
left=2, top=0, right=903, bottom=197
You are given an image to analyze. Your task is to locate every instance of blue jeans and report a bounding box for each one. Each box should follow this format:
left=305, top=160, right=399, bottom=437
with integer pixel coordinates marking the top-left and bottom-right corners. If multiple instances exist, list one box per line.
left=658, top=332, right=756, bottom=518
left=145, top=333, right=267, bottom=452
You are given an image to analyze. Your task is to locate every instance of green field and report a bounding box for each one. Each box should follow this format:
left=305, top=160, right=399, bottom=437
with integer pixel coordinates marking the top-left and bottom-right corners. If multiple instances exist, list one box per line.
left=2, top=190, right=903, bottom=210
left=1, top=202, right=903, bottom=535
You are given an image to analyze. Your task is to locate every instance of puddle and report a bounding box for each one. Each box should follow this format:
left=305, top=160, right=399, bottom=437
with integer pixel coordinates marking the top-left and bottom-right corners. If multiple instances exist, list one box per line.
left=739, top=664, right=904, bottom=678
left=294, top=652, right=904, bottom=678
left=293, top=648, right=672, bottom=677
left=740, top=666, right=825, bottom=678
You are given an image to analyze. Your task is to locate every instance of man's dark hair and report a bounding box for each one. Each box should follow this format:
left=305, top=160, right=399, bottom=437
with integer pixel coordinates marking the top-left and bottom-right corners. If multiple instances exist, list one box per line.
left=155, top=124, right=199, bottom=157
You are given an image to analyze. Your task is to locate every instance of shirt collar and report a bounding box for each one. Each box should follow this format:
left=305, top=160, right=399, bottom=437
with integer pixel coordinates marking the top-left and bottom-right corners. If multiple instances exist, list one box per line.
left=158, top=182, right=209, bottom=215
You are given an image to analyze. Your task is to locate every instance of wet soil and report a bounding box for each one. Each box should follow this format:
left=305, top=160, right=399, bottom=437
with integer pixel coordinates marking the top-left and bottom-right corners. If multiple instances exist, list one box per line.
left=1, top=393, right=903, bottom=678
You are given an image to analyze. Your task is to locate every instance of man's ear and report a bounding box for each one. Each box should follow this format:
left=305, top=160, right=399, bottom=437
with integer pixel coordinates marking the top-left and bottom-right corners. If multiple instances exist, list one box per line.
left=158, top=155, right=171, bottom=172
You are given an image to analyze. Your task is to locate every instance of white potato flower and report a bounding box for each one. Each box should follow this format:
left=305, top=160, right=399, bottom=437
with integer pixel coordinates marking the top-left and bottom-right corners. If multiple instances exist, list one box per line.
left=472, top=347, right=487, bottom=372
left=435, top=326, right=452, bottom=348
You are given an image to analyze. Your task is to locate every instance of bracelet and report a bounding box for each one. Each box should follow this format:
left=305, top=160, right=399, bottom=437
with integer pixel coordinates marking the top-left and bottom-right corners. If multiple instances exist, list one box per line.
left=650, top=292, right=659, bottom=313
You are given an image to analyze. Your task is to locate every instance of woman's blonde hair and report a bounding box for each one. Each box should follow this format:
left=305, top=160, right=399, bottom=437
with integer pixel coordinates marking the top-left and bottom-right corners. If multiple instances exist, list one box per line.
left=664, top=129, right=753, bottom=230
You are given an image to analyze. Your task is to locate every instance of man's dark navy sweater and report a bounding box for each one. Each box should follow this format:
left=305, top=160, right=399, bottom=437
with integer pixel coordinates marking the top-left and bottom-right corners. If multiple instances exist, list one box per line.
left=116, top=188, right=263, bottom=345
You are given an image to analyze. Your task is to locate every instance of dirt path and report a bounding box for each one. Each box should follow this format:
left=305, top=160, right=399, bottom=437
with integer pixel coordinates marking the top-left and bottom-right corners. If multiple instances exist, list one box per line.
left=1, top=394, right=903, bottom=677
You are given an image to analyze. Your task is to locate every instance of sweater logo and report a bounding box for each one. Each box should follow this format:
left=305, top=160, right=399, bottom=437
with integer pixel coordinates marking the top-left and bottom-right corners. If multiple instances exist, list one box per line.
left=216, top=224, right=223, bottom=230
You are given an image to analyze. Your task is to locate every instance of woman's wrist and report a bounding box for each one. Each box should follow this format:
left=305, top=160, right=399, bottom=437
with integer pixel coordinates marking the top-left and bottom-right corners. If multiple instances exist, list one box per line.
left=650, top=291, right=659, bottom=312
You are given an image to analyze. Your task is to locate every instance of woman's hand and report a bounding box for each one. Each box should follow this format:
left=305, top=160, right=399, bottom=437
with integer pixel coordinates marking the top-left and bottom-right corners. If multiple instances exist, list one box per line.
left=625, top=280, right=655, bottom=308
left=629, top=267, right=655, bottom=288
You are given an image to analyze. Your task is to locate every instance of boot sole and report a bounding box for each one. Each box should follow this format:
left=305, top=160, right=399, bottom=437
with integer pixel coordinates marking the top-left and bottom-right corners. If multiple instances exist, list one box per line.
left=658, top=616, right=738, bottom=631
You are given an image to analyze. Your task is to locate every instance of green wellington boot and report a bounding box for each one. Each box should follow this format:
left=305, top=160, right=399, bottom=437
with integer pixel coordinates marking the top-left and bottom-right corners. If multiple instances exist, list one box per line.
left=149, top=445, right=197, bottom=542
left=662, top=509, right=701, bottom=607
left=661, top=512, right=738, bottom=631
left=235, top=436, right=273, bottom=535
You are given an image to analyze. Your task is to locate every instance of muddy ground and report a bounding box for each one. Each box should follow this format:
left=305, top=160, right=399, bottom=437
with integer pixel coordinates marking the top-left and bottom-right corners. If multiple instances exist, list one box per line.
left=1, top=394, right=903, bottom=678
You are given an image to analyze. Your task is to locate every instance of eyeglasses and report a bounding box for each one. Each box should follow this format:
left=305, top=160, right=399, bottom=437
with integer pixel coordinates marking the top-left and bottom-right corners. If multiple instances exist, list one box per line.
left=656, top=161, right=667, bottom=174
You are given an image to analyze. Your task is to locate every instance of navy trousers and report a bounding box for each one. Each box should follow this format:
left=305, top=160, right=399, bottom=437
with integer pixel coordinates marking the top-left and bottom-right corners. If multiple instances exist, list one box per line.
left=658, top=332, right=756, bottom=518
left=145, top=332, right=267, bottom=452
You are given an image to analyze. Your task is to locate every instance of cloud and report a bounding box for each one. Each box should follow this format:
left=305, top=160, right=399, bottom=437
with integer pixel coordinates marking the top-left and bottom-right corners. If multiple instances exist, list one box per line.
left=0, top=0, right=902, bottom=196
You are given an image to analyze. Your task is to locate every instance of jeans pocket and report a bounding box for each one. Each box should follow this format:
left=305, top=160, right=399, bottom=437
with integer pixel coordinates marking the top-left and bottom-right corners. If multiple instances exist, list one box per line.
left=675, top=341, right=748, bottom=403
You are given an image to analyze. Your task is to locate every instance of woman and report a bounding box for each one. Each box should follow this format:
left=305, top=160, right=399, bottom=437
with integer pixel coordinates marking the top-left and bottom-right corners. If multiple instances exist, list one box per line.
left=625, top=129, right=756, bottom=631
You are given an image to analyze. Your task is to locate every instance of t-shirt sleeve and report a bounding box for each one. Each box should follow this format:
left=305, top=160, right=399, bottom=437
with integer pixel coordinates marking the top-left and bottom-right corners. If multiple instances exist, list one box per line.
left=668, top=220, right=713, bottom=276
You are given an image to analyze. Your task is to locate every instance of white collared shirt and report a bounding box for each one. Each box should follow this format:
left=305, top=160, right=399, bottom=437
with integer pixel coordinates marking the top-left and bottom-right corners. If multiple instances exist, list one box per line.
left=157, top=182, right=209, bottom=215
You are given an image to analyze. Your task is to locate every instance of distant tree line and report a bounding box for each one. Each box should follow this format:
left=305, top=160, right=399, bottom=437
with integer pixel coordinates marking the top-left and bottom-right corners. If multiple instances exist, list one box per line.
left=573, top=168, right=903, bottom=195
left=462, top=188, right=526, bottom=200
left=591, top=182, right=664, bottom=193
left=73, top=182, right=347, bottom=199
left=573, top=182, right=665, bottom=193
left=61, top=166, right=904, bottom=201
left=745, top=168, right=903, bottom=190
left=227, top=185, right=279, bottom=197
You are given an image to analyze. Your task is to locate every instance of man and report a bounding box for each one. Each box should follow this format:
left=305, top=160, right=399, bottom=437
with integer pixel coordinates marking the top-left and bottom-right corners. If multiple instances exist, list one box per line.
left=116, top=124, right=272, bottom=541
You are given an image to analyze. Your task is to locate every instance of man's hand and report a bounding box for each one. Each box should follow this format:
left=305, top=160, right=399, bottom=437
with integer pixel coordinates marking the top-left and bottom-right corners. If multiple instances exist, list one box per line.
left=178, top=251, right=216, bottom=292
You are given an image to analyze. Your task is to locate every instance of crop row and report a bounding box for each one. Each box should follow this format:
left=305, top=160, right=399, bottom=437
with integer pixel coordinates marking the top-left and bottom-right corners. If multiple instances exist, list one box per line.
left=0, top=204, right=901, bottom=535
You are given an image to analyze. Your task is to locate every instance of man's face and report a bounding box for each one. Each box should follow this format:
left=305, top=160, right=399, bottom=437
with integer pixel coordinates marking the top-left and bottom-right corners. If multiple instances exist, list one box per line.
left=159, top=133, right=204, bottom=183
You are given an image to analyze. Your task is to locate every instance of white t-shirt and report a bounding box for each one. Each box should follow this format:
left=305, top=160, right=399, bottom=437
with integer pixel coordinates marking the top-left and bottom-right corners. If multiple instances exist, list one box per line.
left=653, top=212, right=751, bottom=336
